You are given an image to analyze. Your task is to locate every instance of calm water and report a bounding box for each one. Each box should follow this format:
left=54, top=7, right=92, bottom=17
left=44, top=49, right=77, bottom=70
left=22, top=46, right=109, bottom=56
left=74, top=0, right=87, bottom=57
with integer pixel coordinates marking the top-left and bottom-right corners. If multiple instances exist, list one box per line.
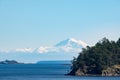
left=0, top=64, right=120, bottom=80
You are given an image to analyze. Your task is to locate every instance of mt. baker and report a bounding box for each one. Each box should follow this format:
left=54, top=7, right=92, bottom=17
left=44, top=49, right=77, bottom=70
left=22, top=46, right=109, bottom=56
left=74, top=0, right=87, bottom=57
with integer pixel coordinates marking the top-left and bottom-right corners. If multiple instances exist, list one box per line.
left=0, top=38, right=88, bottom=63
left=16, top=38, right=88, bottom=54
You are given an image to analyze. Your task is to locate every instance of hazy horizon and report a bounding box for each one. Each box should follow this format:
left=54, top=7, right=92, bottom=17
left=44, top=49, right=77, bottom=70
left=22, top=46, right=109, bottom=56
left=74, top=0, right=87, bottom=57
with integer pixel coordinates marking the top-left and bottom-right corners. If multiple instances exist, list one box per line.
left=0, top=0, right=120, bottom=62
left=0, top=0, right=120, bottom=50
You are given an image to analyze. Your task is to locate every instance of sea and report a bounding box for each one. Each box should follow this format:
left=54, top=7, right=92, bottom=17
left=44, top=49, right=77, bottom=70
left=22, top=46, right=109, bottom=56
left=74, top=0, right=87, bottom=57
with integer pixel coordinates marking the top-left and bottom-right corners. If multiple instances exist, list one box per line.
left=0, top=64, right=120, bottom=80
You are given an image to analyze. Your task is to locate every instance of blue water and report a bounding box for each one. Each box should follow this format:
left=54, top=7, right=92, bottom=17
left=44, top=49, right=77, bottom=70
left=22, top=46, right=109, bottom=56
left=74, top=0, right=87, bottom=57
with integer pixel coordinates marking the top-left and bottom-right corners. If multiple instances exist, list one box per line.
left=0, top=64, right=120, bottom=80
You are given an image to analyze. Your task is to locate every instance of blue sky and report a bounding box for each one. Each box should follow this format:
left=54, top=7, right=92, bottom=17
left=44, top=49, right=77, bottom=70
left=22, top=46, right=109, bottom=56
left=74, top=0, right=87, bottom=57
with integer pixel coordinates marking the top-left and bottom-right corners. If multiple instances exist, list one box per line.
left=0, top=0, right=120, bottom=50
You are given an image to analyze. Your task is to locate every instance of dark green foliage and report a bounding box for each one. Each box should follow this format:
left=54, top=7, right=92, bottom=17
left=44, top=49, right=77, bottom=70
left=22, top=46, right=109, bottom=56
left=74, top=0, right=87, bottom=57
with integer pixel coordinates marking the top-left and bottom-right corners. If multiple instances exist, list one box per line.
left=70, top=37, right=120, bottom=75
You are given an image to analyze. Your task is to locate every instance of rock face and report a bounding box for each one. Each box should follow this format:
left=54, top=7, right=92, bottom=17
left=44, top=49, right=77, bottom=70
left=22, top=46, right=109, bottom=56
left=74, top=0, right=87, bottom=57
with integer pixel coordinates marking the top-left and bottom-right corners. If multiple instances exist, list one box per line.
left=102, top=65, right=120, bottom=76
left=75, top=68, right=86, bottom=76
left=73, top=65, right=120, bottom=76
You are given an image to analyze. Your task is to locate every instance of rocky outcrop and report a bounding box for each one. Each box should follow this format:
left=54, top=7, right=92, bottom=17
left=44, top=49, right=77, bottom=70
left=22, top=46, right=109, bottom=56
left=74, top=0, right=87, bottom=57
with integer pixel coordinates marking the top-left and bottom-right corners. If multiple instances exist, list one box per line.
left=102, top=65, right=120, bottom=76
left=75, top=68, right=85, bottom=76
left=73, top=65, right=120, bottom=76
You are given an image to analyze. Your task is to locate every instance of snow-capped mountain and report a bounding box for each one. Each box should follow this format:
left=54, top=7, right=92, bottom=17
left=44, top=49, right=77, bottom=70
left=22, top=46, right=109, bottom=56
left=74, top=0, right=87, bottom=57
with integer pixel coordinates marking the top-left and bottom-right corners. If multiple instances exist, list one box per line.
left=55, top=38, right=87, bottom=48
left=37, top=38, right=88, bottom=53
left=0, top=38, right=88, bottom=63
left=2, top=38, right=88, bottom=54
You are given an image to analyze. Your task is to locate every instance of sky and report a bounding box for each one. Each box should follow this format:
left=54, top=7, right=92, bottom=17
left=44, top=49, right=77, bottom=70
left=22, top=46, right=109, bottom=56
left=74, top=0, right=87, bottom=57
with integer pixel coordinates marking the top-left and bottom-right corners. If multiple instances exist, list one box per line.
left=0, top=0, right=120, bottom=51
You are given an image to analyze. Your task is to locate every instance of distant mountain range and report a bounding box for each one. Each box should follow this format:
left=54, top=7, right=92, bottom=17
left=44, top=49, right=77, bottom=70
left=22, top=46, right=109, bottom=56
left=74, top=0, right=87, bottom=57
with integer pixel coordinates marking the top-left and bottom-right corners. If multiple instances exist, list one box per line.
left=11, top=38, right=88, bottom=54
left=0, top=38, right=88, bottom=63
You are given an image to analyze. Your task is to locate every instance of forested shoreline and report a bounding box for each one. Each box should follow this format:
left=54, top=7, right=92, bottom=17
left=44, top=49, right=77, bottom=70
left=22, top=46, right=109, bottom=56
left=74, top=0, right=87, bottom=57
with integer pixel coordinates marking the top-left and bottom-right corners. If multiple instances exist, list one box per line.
left=69, top=38, right=120, bottom=76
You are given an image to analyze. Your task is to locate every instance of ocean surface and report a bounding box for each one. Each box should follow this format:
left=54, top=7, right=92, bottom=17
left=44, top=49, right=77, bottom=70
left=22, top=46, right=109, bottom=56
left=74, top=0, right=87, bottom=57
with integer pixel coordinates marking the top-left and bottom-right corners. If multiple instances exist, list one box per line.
left=0, top=64, right=120, bottom=80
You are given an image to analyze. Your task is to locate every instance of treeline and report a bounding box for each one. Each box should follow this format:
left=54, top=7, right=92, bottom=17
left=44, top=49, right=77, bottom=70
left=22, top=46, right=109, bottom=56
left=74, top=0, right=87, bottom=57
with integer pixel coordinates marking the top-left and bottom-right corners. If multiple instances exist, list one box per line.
left=69, top=38, right=120, bottom=75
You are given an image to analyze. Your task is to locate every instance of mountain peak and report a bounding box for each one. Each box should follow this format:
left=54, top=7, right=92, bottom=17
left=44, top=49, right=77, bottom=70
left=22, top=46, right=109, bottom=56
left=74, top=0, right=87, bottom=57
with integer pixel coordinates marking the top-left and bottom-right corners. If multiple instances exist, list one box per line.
left=55, top=38, right=88, bottom=48
left=66, top=38, right=78, bottom=43
left=1, top=38, right=88, bottom=54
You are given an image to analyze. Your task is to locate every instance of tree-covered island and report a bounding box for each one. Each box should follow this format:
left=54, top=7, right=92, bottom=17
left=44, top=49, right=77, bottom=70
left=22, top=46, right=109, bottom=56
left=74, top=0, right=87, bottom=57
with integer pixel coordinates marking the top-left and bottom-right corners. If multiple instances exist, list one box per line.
left=68, top=38, right=120, bottom=76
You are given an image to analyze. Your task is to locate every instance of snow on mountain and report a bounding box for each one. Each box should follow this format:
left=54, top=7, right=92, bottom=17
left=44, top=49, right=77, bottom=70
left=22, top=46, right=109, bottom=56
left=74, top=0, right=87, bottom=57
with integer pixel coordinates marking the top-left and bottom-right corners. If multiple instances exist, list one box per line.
left=37, top=38, right=88, bottom=53
left=37, top=46, right=58, bottom=53
left=0, top=38, right=88, bottom=63
left=55, top=38, right=88, bottom=48
left=15, top=48, right=35, bottom=53
left=1, top=38, right=88, bottom=54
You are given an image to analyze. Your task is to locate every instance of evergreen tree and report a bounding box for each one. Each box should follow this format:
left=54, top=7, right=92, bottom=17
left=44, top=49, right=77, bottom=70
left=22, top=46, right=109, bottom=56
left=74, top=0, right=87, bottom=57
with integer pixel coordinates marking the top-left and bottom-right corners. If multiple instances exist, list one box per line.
left=69, top=37, right=120, bottom=75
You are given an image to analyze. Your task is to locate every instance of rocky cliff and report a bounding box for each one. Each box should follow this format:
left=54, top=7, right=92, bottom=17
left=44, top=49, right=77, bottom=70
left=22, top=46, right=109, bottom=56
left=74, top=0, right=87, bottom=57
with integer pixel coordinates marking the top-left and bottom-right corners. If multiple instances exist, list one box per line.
left=73, top=65, right=120, bottom=76
left=102, top=65, right=120, bottom=76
